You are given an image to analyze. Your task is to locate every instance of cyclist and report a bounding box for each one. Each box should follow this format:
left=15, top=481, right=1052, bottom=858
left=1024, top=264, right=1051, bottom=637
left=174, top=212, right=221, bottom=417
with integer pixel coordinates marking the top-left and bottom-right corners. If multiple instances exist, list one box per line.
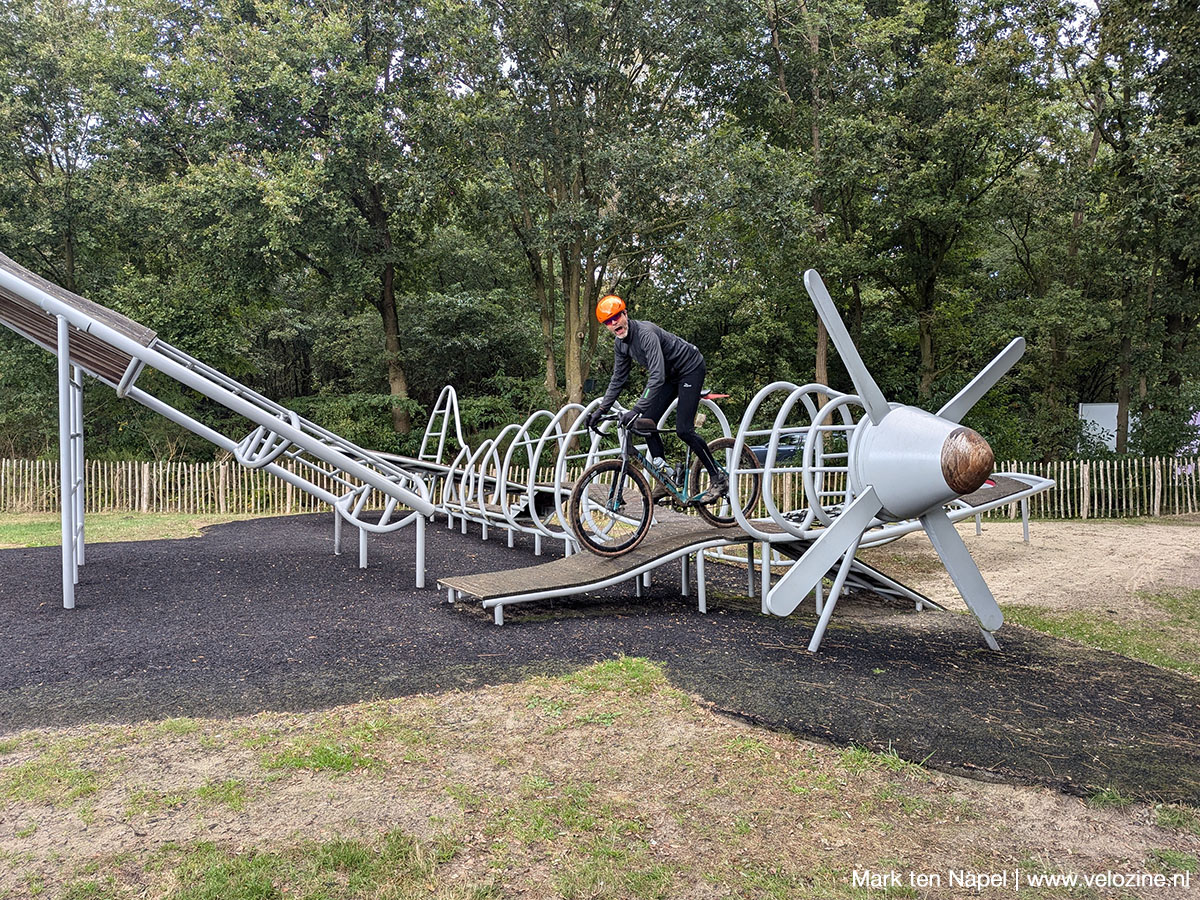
left=584, top=293, right=727, bottom=502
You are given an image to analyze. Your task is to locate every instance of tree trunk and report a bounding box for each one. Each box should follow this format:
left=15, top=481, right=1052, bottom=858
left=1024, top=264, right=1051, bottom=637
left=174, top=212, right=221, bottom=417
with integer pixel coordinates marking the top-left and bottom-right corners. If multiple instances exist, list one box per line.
left=771, top=0, right=831, bottom=387
left=850, top=280, right=863, bottom=343
left=376, top=260, right=412, bottom=435
left=918, top=307, right=936, bottom=400
left=1116, top=332, right=1131, bottom=454
left=540, top=251, right=561, bottom=404
left=1068, top=91, right=1105, bottom=260
left=561, top=248, right=586, bottom=406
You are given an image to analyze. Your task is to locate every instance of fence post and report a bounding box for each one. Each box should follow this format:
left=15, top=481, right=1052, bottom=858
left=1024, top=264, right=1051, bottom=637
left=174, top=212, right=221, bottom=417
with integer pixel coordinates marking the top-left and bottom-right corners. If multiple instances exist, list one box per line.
left=1080, top=461, right=1089, bottom=520
left=1153, top=458, right=1161, bottom=517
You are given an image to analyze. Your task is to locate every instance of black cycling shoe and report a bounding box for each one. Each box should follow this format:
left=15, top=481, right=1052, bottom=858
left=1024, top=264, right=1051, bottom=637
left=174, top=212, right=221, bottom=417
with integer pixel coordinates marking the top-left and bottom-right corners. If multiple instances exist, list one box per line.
left=698, top=473, right=729, bottom=504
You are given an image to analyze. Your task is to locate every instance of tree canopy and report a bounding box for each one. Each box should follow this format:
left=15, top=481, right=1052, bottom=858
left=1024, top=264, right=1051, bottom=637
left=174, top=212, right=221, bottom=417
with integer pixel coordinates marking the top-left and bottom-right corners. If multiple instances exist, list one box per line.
left=0, top=0, right=1196, bottom=460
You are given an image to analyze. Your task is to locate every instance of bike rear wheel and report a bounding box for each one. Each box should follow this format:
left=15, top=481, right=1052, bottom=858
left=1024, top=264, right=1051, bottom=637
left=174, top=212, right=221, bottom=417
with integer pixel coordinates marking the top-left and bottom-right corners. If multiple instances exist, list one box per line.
left=568, top=459, right=654, bottom=556
left=692, top=437, right=763, bottom=527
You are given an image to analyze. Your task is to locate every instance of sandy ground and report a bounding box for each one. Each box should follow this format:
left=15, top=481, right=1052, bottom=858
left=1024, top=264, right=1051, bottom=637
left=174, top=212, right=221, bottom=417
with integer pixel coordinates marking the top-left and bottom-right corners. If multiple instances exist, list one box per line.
left=860, top=514, right=1200, bottom=617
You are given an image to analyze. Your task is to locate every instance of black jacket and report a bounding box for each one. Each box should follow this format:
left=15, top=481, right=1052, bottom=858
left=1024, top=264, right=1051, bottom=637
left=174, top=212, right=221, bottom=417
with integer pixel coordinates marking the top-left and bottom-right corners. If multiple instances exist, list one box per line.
left=598, top=319, right=704, bottom=414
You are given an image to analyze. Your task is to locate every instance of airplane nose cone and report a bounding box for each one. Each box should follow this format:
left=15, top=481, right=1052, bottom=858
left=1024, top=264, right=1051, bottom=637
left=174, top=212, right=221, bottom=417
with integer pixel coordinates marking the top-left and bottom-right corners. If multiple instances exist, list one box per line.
left=941, top=427, right=994, bottom=495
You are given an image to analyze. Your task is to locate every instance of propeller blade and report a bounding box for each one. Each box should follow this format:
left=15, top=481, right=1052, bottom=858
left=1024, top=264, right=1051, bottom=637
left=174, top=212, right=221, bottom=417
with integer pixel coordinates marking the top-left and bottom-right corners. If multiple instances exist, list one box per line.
left=767, top=486, right=883, bottom=616
left=936, top=337, right=1026, bottom=424
left=919, top=509, right=1004, bottom=632
left=803, top=270, right=891, bottom=425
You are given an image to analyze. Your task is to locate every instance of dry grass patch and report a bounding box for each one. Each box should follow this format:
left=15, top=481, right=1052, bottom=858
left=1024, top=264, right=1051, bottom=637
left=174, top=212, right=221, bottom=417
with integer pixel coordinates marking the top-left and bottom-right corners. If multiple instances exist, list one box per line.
left=1, top=658, right=1197, bottom=899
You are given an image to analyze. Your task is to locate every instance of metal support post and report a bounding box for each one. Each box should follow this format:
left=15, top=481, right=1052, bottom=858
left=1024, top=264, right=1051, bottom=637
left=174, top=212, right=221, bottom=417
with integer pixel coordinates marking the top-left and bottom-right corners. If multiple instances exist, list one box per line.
left=808, top=535, right=864, bottom=652
left=1021, top=497, right=1030, bottom=543
left=746, top=541, right=755, bottom=598
left=56, top=316, right=75, bottom=609
left=681, top=554, right=691, bottom=597
left=760, top=541, right=771, bottom=614
left=697, top=551, right=707, bottom=613
left=359, top=527, right=367, bottom=569
left=415, top=515, right=426, bottom=588
left=72, top=365, right=85, bottom=567
left=333, top=511, right=342, bottom=555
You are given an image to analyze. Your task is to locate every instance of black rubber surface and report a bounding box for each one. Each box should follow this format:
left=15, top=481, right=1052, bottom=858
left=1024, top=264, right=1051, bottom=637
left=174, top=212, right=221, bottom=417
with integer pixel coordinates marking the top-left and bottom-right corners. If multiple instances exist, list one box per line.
left=2, top=514, right=1197, bottom=804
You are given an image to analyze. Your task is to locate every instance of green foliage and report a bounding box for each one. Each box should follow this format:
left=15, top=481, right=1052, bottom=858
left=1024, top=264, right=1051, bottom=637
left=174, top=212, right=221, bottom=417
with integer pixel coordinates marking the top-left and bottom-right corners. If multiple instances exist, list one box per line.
left=0, top=334, right=56, bottom=458
left=0, top=0, right=1196, bottom=460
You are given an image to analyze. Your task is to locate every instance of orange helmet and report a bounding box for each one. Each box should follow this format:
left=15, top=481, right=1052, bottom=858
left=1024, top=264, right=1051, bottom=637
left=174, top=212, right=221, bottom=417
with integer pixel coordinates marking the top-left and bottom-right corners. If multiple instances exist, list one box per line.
left=596, top=294, right=625, bottom=324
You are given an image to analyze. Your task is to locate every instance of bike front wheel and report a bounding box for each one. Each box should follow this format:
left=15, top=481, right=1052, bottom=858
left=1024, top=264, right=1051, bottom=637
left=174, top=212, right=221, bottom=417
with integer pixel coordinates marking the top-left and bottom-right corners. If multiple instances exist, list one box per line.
left=692, top=437, right=763, bottom=527
left=568, top=460, right=653, bottom=557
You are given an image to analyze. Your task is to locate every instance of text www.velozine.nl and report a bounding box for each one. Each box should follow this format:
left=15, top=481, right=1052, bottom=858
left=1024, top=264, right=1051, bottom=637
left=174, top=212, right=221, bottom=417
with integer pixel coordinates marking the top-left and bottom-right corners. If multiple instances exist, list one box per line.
left=852, top=868, right=1191, bottom=891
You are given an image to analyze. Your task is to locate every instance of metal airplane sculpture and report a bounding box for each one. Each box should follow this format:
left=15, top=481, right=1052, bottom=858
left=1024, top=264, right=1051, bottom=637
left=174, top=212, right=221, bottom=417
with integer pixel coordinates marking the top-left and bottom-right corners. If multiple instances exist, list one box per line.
left=764, top=270, right=1031, bottom=649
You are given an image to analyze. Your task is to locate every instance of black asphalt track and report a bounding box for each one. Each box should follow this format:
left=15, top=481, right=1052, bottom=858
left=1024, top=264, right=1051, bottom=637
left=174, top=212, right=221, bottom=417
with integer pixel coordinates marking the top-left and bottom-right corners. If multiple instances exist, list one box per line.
left=2, top=514, right=1196, bottom=804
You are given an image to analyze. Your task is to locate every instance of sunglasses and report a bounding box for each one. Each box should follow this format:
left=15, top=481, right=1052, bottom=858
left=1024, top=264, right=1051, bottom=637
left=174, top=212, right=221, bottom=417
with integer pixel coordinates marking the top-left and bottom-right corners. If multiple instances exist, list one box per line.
left=603, top=312, right=624, bottom=327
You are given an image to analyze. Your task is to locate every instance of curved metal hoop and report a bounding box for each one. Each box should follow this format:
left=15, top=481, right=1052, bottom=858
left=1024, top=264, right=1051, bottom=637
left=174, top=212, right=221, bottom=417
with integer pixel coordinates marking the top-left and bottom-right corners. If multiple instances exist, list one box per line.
left=233, top=409, right=301, bottom=469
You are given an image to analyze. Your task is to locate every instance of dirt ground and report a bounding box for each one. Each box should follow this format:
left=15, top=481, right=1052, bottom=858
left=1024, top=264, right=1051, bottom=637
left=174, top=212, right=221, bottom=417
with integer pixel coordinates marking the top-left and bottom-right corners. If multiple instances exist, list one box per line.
left=2, top=515, right=1199, bottom=898
left=860, top=514, right=1200, bottom=617
left=3, top=675, right=1199, bottom=900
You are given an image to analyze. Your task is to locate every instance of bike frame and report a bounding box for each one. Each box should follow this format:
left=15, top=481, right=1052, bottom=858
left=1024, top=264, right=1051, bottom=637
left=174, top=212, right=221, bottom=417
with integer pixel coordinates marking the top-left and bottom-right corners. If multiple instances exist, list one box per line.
left=601, top=416, right=709, bottom=507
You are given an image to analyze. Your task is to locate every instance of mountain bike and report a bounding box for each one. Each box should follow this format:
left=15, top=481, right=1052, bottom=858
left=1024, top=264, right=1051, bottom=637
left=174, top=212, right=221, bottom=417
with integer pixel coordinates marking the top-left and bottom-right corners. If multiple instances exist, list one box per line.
left=568, top=408, right=762, bottom=557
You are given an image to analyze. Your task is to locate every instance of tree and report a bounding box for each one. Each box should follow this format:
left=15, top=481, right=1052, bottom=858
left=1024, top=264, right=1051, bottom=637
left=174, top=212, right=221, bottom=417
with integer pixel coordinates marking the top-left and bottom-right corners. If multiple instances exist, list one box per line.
left=1059, top=0, right=1200, bottom=452
left=446, top=0, right=733, bottom=407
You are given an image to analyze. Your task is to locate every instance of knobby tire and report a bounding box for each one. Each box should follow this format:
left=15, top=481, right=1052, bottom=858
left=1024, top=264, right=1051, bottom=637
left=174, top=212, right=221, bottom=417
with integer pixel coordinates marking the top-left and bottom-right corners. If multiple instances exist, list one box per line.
left=692, top=437, right=763, bottom=527
left=568, top=459, right=653, bottom=557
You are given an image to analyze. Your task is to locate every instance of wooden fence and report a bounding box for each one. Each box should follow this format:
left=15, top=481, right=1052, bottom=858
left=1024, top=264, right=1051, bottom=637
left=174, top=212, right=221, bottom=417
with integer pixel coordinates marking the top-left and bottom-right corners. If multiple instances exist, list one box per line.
left=0, top=459, right=341, bottom=517
left=1, top=456, right=1198, bottom=520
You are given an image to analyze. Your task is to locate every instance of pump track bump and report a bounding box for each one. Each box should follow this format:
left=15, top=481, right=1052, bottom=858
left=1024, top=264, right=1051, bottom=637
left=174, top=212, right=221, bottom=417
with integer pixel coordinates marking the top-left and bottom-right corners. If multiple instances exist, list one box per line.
left=0, top=513, right=1196, bottom=805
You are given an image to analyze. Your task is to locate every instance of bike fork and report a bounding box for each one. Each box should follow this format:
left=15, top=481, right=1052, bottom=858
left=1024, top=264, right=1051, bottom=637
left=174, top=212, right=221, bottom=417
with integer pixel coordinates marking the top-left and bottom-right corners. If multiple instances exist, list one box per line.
left=608, top=456, right=631, bottom=511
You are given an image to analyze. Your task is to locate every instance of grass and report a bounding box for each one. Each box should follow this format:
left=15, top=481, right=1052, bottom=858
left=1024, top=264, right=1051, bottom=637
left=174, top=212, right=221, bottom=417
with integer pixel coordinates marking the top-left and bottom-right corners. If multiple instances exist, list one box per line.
left=152, top=831, right=496, bottom=900
left=1155, top=803, right=1200, bottom=835
left=840, top=745, right=931, bottom=781
left=563, top=655, right=667, bottom=696
left=1148, top=848, right=1199, bottom=873
left=0, top=657, right=1190, bottom=899
left=1004, top=589, right=1200, bottom=677
left=1087, top=786, right=1135, bottom=809
left=0, top=748, right=105, bottom=807
left=5, top=502, right=1200, bottom=899
left=0, top=512, right=252, bottom=549
left=261, top=740, right=378, bottom=774
left=257, top=704, right=436, bottom=773
left=194, top=778, right=250, bottom=812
